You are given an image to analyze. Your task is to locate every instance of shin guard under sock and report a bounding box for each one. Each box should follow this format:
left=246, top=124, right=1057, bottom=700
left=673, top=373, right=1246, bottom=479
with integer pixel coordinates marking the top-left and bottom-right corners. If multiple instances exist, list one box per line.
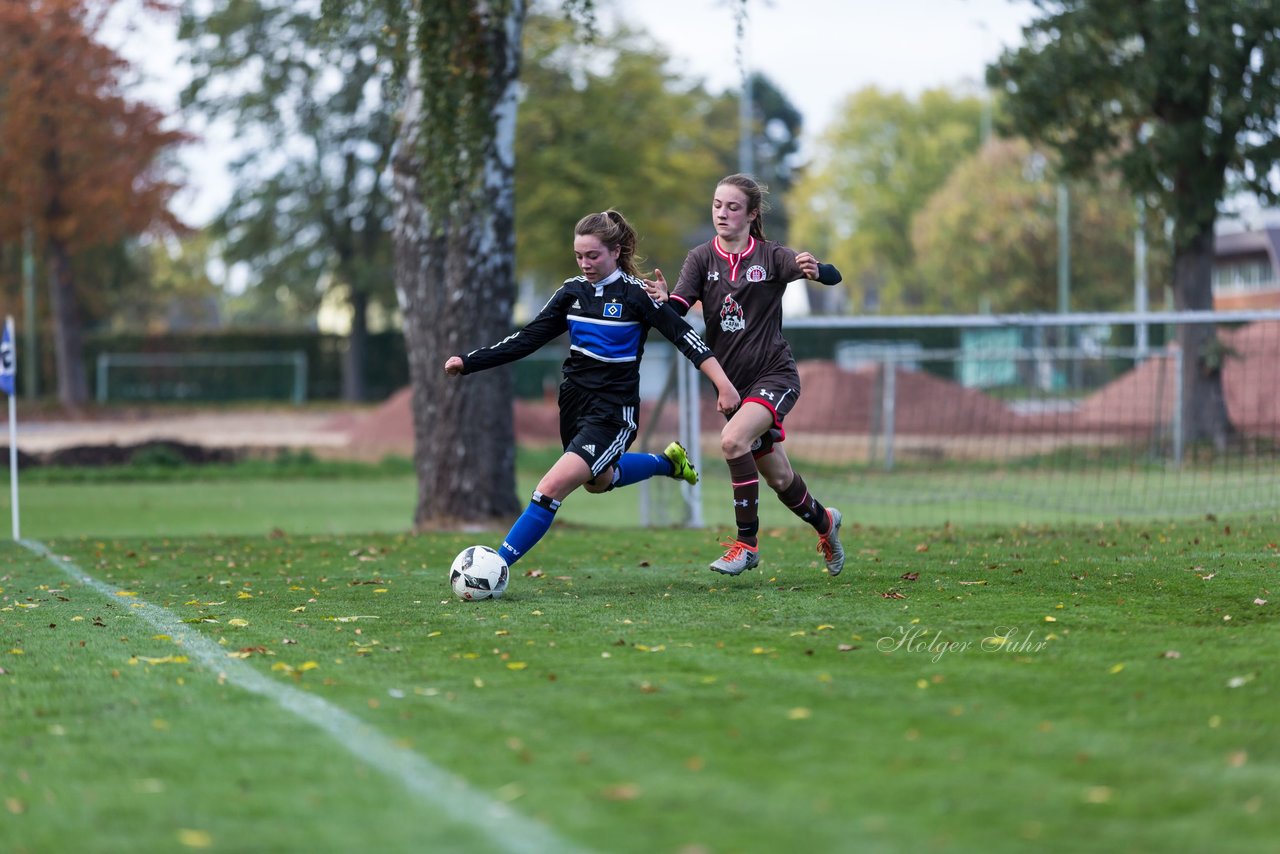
left=776, top=472, right=830, bottom=534
left=727, top=452, right=760, bottom=546
left=499, top=491, right=560, bottom=566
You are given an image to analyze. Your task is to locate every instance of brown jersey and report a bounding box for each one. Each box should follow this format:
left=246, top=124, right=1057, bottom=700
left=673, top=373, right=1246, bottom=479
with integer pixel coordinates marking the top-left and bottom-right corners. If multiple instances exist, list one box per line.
left=670, top=236, right=805, bottom=393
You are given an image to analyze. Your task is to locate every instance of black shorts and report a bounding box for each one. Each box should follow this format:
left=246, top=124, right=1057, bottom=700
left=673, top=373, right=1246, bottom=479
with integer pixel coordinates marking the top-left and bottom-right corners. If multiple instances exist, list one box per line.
left=736, top=374, right=799, bottom=458
left=558, top=381, right=638, bottom=477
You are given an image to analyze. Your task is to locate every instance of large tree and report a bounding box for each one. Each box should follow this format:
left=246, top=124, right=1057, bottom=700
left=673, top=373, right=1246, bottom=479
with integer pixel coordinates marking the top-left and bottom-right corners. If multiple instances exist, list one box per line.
left=989, top=0, right=1280, bottom=449
left=323, top=0, right=765, bottom=529
left=318, top=0, right=547, bottom=527
left=179, top=0, right=396, bottom=401
left=0, top=0, right=186, bottom=406
left=788, top=87, right=986, bottom=314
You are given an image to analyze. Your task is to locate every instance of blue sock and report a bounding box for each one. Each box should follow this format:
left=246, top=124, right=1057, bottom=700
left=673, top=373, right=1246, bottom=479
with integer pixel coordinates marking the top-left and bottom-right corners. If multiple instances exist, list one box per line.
left=611, top=452, right=673, bottom=488
left=499, top=491, right=560, bottom=566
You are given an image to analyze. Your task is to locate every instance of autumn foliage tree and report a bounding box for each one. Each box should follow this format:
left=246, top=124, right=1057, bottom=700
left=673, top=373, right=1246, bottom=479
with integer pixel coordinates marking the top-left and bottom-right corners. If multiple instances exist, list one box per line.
left=0, top=0, right=187, bottom=406
left=789, top=87, right=986, bottom=314
left=912, top=138, right=1170, bottom=313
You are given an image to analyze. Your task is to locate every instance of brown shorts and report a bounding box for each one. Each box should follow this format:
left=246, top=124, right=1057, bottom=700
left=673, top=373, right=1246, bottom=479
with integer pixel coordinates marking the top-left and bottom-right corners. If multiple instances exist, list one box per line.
left=734, top=374, right=799, bottom=458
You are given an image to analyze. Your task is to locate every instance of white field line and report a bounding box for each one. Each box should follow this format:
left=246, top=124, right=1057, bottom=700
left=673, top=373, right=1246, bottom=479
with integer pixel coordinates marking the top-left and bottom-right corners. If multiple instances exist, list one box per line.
left=23, top=539, right=587, bottom=854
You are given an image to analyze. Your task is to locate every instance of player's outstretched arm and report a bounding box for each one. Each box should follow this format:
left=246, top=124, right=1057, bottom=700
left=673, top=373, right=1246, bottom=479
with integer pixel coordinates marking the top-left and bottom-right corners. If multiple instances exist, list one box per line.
left=795, top=251, right=843, bottom=285
left=699, top=356, right=741, bottom=416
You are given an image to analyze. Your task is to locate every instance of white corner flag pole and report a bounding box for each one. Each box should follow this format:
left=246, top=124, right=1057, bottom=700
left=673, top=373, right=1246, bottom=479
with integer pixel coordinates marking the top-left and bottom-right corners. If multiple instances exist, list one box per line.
left=8, top=391, right=17, bottom=541
left=2, top=316, right=18, bottom=540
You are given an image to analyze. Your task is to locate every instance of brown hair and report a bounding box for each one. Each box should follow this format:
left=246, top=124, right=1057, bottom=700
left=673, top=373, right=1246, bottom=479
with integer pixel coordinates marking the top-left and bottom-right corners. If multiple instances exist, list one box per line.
left=574, top=209, right=643, bottom=277
left=718, top=173, right=769, bottom=240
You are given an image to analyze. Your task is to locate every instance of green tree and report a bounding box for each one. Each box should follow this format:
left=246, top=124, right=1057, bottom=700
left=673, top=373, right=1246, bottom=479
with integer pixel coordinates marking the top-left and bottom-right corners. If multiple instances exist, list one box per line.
left=789, top=87, right=986, bottom=314
left=515, top=14, right=725, bottom=299
left=912, top=138, right=1169, bottom=313
left=740, top=72, right=804, bottom=242
left=107, top=234, right=222, bottom=332
left=989, top=0, right=1280, bottom=449
left=179, top=0, right=396, bottom=401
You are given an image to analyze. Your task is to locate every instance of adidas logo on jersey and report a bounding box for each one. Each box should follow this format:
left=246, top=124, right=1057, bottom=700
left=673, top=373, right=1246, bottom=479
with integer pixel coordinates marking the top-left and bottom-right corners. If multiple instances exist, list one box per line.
left=570, top=299, right=582, bottom=310
left=583, top=444, right=597, bottom=455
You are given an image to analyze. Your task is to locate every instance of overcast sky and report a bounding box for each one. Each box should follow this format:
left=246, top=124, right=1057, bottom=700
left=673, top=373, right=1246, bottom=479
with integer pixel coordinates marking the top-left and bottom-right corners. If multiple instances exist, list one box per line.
left=113, top=0, right=1039, bottom=226
left=614, top=0, right=1036, bottom=136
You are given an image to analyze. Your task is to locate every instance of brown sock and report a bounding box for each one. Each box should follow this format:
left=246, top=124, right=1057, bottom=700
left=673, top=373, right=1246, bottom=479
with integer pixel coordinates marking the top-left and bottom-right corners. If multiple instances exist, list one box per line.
left=776, top=472, right=829, bottom=534
left=727, top=452, right=760, bottom=546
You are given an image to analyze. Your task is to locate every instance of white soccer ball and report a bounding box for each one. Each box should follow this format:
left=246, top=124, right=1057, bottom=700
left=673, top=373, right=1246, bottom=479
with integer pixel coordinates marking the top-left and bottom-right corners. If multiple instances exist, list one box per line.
left=449, top=545, right=509, bottom=601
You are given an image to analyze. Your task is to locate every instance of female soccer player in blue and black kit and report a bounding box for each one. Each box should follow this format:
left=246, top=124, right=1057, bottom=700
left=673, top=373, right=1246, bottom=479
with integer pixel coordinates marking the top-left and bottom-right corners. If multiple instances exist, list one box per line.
left=444, top=210, right=739, bottom=574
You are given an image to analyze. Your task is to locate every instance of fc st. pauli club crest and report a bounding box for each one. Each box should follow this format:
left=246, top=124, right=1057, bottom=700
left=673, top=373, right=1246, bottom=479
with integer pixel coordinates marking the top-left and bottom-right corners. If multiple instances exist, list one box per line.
left=719, top=294, right=745, bottom=332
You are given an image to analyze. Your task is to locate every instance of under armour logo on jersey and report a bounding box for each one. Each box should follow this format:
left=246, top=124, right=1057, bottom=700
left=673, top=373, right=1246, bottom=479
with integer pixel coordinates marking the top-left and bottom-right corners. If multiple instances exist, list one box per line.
left=756, top=388, right=776, bottom=401
left=707, top=271, right=720, bottom=281
left=603, top=302, right=622, bottom=318
left=582, top=444, right=597, bottom=455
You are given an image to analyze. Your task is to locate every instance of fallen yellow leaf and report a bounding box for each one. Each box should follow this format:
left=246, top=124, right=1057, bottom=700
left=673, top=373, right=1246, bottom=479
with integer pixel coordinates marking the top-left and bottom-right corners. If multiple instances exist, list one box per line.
left=178, top=829, right=213, bottom=849
left=1084, top=786, right=1112, bottom=804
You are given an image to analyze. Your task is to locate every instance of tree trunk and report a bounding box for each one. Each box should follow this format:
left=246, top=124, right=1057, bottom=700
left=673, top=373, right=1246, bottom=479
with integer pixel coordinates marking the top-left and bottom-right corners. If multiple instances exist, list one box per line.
left=1171, top=225, right=1234, bottom=451
left=392, top=5, right=523, bottom=530
left=342, top=287, right=369, bottom=402
left=46, top=236, right=88, bottom=408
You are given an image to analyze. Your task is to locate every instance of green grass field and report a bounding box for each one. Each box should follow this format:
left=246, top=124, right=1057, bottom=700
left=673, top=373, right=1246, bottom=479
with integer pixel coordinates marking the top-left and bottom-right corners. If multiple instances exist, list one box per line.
left=3, top=481, right=1279, bottom=853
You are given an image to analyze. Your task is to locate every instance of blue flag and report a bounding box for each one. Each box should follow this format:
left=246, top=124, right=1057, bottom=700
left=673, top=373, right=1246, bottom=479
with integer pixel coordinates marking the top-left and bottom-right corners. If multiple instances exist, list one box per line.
left=0, top=318, right=14, bottom=396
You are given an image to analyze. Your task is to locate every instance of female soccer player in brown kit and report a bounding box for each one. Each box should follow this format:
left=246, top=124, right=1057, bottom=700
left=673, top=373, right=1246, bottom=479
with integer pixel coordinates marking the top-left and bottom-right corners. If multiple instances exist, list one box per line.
left=445, top=210, right=740, bottom=572
left=646, top=174, right=847, bottom=577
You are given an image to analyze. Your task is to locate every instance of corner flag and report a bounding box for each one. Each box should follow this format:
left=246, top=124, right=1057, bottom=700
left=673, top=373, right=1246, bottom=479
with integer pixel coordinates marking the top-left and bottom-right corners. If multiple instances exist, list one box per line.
left=0, top=317, right=13, bottom=396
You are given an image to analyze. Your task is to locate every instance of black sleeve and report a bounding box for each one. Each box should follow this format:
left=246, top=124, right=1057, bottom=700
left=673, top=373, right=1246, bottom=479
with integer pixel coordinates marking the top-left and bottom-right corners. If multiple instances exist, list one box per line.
left=630, top=286, right=713, bottom=368
left=460, top=288, right=570, bottom=374
left=816, top=263, right=843, bottom=286
left=666, top=297, right=691, bottom=318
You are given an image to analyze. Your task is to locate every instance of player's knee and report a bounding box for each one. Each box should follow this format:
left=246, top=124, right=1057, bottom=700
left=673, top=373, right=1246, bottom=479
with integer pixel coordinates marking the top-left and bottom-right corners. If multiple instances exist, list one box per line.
left=582, top=469, right=612, bottom=494
left=720, top=429, right=750, bottom=459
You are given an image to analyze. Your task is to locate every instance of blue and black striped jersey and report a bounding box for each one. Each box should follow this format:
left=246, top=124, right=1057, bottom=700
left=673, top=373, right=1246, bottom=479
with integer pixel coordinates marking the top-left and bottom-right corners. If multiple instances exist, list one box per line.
left=460, top=269, right=713, bottom=406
